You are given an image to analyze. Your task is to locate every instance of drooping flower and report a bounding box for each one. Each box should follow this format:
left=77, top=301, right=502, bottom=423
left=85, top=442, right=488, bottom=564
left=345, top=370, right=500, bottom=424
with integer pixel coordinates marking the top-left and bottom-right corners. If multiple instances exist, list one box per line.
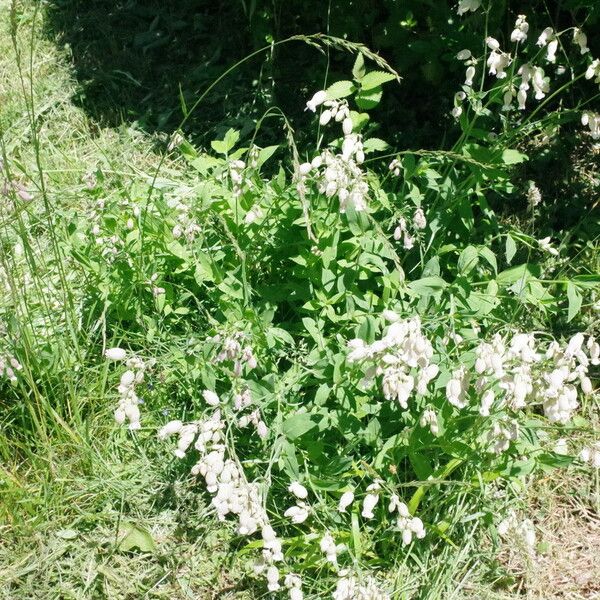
left=203, top=389, right=221, bottom=406
left=538, top=236, right=559, bottom=256
left=105, top=347, right=127, bottom=361
left=306, top=90, right=327, bottom=112
left=573, top=28, right=589, bottom=54
left=457, top=0, right=481, bottom=16
left=581, top=111, right=600, bottom=139
left=288, top=481, right=309, bottom=499
left=511, top=15, right=529, bottom=43
left=338, top=490, right=355, bottom=512
left=585, top=59, right=600, bottom=83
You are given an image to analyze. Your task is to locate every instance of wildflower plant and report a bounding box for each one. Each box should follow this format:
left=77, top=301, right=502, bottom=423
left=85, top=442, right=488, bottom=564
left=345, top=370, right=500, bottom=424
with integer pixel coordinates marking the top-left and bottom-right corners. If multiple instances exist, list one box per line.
left=91, top=33, right=599, bottom=595
left=2, top=2, right=599, bottom=599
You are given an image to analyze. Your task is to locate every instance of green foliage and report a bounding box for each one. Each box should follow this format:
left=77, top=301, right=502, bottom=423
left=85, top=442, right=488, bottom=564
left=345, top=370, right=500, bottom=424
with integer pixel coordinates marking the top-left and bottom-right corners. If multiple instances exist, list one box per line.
left=1, top=1, right=599, bottom=598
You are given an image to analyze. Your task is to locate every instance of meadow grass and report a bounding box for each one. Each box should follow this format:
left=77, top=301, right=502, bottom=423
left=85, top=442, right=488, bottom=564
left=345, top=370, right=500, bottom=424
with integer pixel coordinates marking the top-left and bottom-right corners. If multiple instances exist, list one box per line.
left=0, top=3, right=598, bottom=599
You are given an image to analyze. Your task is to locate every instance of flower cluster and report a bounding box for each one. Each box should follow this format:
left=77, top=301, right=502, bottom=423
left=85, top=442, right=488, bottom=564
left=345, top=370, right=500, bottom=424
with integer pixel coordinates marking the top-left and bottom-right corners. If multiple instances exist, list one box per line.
left=510, top=15, right=529, bottom=43
left=347, top=315, right=438, bottom=410
left=333, top=574, right=389, bottom=600
left=468, top=332, right=596, bottom=426
left=303, top=91, right=369, bottom=212
left=580, top=442, right=600, bottom=468
left=0, top=353, right=22, bottom=383
left=210, top=331, right=258, bottom=376
left=105, top=347, right=150, bottom=430
left=389, top=495, right=426, bottom=545
left=581, top=111, right=600, bottom=140
left=229, top=159, right=246, bottom=198
left=498, top=511, right=536, bottom=550
left=449, top=18, right=597, bottom=120
left=158, top=412, right=303, bottom=597
left=167, top=194, right=201, bottom=241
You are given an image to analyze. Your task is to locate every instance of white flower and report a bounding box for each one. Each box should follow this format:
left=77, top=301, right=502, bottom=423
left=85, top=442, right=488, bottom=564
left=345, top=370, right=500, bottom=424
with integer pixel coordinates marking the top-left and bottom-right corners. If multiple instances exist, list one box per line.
left=299, top=162, right=312, bottom=176
left=244, top=205, right=263, bottom=224
left=105, top=347, right=127, bottom=361
left=203, top=389, right=220, bottom=406
left=306, top=90, right=327, bottom=112
left=486, top=37, right=500, bottom=52
left=581, top=111, right=600, bottom=139
left=342, top=117, right=353, bottom=135
left=413, top=208, right=426, bottom=229
left=285, top=574, right=303, bottom=599
left=554, top=438, right=568, bottom=454
left=446, top=367, right=470, bottom=408
left=266, top=565, right=280, bottom=592
left=532, top=67, right=550, bottom=99
left=284, top=503, right=310, bottom=523
left=320, top=532, right=339, bottom=564
left=538, top=236, right=559, bottom=256
left=580, top=442, right=600, bottom=468
left=338, top=490, right=355, bottom=512
left=158, top=420, right=183, bottom=439
left=480, top=389, right=495, bottom=416
left=537, top=27, right=554, bottom=47
left=382, top=309, right=399, bottom=323
left=457, top=0, right=481, bottom=16
left=319, top=109, right=332, bottom=125
left=397, top=512, right=426, bottom=545
left=573, top=28, right=589, bottom=54
left=361, top=492, right=379, bottom=519
left=487, top=50, right=511, bottom=79
left=510, top=15, right=529, bottom=43
left=502, top=88, right=514, bottom=111
left=465, top=65, right=476, bottom=86
left=456, top=49, right=472, bottom=61
left=288, top=481, right=309, bottom=499
left=289, top=588, right=303, bottom=600
left=546, top=39, right=558, bottom=63
left=419, top=409, right=439, bottom=434
left=585, top=59, right=600, bottom=83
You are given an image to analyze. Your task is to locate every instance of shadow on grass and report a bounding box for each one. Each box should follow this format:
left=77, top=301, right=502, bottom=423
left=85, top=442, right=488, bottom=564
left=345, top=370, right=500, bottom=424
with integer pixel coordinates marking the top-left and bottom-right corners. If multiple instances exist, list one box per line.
left=39, top=0, right=458, bottom=148
left=41, top=0, right=272, bottom=135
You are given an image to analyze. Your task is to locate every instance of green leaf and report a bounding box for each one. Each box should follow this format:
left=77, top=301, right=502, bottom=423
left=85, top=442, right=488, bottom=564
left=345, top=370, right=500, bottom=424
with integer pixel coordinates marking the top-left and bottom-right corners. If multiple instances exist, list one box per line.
left=566, top=282, right=582, bottom=322
left=362, top=138, right=389, bottom=153
left=211, top=128, right=240, bottom=155
left=166, top=240, right=190, bottom=262
left=408, top=276, right=448, bottom=296
left=355, top=87, right=383, bottom=110
left=457, top=246, right=479, bottom=275
left=352, top=53, right=366, bottom=81
left=257, top=145, right=279, bottom=167
left=283, top=413, right=317, bottom=440
left=360, top=71, right=397, bottom=90
left=478, top=247, right=497, bottom=273
left=302, top=317, right=324, bottom=348
left=326, top=80, right=355, bottom=100
left=501, top=149, right=528, bottom=165
left=117, top=523, right=156, bottom=553
left=497, top=264, right=539, bottom=286
left=279, top=439, right=300, bottom=479
left=505, top=234, right=517, bottom=264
